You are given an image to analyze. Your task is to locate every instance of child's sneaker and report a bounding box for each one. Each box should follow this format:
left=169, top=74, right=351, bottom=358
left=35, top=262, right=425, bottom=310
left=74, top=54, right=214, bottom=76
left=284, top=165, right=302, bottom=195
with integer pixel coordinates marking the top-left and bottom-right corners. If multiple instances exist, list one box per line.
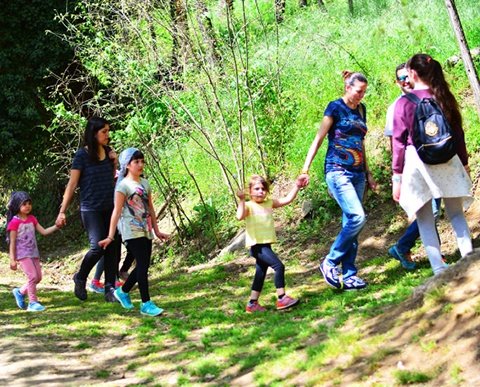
left=27, top=302, right=45, bottom=312
left=388, top=245, right=416, bottom=270
left=140, top=301, right=163, bottom=317
left=343, top=275, right=367, bottom=291
left=246, top=301, right=266, bottom=313
left=114, top=287, right=134, bottom=310
left=115, top=280, right=124, bottom=288
left=319, top=259, right=342, bottom=289
left=12, top=288, right=26, bottom=310
left=276, top=295, right=299, bottom=310
left=88, top=279, right=105, bottom=294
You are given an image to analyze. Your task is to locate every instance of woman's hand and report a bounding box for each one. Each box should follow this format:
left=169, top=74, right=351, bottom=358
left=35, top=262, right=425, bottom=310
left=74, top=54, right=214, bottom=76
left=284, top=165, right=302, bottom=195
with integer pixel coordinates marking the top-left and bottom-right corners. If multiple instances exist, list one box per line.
left=367, top=172, right=377, bottom=191
left=10, top=258, right=17, bottom=271
left=298, top=173, right=310, bottom=187
left=392, top=181, right=401, bottom=202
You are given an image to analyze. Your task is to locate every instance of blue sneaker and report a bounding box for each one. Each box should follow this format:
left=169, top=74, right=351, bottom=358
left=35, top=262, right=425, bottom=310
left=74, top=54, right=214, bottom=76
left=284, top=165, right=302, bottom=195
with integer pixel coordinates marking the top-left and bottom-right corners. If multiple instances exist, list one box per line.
left=140, top=301, right=163, bottom=317
left=388, top=245, right=416, bottom=270
left=27, top=302, right=45, bottom=312
left=12, top=288, right=26, bottom=309
left=114, top=288, right=134, bottom=310
left=319, top=259, right=342, bottom=289
left=343, top=275, right=367, bottom=291
left=88, top=280, right=105, bottom=294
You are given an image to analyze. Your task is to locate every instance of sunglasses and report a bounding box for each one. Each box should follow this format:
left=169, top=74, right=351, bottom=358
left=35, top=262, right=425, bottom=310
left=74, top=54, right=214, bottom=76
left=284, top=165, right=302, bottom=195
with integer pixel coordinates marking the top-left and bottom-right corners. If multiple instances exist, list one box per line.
left=397, top=75, right=409, bottom=82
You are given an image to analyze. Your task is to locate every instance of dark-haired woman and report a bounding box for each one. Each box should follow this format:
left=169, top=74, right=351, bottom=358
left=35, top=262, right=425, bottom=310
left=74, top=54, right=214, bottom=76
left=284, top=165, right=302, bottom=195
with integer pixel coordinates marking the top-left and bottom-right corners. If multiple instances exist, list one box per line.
left=299, top=71, right=377, bottom=291
left=56, top=116, right=119, bottom=302
left=392, top=53, right=472, bottom=275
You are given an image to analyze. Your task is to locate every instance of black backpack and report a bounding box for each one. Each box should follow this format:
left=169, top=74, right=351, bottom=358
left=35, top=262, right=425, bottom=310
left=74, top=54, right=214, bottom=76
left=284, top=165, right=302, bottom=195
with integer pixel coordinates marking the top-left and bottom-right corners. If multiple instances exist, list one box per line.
left=403, top=93, right=456, bottom=165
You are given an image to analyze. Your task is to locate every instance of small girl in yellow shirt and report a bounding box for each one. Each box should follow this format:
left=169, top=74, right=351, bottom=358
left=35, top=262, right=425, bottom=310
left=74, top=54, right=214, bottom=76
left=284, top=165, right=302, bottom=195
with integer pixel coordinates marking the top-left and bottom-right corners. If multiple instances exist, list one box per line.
left=236, top=175, right=303, bottom=313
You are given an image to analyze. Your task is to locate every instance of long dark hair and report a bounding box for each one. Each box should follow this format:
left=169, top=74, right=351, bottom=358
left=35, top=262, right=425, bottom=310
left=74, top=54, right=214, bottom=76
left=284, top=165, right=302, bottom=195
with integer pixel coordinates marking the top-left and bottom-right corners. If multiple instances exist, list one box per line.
left=407, top=53, right=462, bottom=129
left=83, top=116, right=110, bottom=162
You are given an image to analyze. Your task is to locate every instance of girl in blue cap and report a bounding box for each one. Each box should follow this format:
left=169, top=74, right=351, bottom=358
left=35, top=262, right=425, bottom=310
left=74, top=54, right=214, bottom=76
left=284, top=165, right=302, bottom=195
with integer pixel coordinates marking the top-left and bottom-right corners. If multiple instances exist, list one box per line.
left=99, top=148, right=169, bottom=316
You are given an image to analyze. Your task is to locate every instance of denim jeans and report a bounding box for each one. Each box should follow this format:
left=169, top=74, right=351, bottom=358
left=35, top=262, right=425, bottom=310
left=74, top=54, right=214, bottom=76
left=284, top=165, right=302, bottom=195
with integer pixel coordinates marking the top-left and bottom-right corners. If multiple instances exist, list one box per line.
left=249, top=244, right=285, bottom=292
left=396, top=198, right=441, bottom=254
left=78, top=209, right=117, bottom=290
left=325, top=170, right=366, bottom=279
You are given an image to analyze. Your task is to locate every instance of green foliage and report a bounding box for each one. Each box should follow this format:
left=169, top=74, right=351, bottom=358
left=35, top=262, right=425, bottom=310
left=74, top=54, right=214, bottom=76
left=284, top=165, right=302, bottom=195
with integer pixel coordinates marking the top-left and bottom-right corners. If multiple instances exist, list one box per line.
left=394, top=369, right=433, bottom=384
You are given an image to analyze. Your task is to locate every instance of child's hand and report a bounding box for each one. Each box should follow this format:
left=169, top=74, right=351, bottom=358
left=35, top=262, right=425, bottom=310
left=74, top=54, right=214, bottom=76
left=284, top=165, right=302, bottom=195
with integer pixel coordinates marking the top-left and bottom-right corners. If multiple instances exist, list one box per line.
left=155, top=230, right=170, bottom=241
left=56, top=212, right=67, bottom=228
left=98, top=238, right=112, bottom=250
left=236, top=189, right=246, bottom=200
left=10, top=259, right=17, bottom=271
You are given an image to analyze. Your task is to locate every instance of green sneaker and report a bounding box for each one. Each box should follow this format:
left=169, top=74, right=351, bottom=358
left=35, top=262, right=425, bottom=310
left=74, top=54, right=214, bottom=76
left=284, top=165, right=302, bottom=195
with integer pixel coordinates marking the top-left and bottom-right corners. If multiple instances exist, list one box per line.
left=140, top=301, right=163, bottom=317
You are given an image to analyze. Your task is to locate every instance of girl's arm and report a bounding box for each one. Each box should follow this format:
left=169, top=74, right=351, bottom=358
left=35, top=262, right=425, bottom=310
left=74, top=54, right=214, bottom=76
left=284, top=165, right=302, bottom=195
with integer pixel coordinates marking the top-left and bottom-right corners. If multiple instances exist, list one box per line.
left=36, top=223, right=59, bottom=236
left=98, top=191, right=126, bottom=249
left=236, top=190, right=248, bottom=220
left=148, top=194, right=170, bottom=241
left=56, top=169, right=81, bottom=227
left=9, top=231, right=17, bottom=271
left=298, top=116, right=333, bottom=186
left=273, top=177, right=303, bottom=208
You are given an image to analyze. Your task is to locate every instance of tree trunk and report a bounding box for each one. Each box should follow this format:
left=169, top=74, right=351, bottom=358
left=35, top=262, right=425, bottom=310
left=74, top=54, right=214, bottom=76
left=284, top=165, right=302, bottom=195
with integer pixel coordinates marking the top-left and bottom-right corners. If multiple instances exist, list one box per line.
left=348, top=0, right=354, bottom=15
left=275, top=0, right=286, bottom=23
left=444, top=0, right=480, bottom=116
left=170, top=0, right=189, bottom=76
left=195, top=0, right=220, bottom=66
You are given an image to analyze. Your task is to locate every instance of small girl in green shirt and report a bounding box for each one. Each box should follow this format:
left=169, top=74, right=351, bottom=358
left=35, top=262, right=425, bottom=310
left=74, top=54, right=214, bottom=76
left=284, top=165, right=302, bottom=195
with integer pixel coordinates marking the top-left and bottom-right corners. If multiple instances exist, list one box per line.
left=236, top=175, right=303, bottom=313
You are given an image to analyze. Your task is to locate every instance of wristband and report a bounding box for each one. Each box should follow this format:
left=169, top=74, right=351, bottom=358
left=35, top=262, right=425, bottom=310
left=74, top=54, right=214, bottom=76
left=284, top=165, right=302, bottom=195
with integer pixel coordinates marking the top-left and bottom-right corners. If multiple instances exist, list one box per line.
left=107, top=236, right=115, bottom=241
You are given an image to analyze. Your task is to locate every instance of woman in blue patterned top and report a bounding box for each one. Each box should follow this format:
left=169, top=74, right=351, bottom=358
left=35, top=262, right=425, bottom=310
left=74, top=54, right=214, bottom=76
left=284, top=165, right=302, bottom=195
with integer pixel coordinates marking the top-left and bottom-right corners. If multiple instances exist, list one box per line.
left=299, top=71, right=377, bottom=290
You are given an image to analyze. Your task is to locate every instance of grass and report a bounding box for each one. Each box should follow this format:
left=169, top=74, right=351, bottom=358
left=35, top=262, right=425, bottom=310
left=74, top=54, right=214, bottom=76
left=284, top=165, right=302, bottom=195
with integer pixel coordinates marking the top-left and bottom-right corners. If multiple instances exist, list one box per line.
left=0, top=231, right=441, bottom=385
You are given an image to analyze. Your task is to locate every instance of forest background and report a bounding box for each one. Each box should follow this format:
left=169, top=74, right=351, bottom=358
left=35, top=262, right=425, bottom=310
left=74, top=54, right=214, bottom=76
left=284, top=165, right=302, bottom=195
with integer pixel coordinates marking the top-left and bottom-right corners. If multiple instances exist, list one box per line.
left=1, top=0, right=480, bottom=264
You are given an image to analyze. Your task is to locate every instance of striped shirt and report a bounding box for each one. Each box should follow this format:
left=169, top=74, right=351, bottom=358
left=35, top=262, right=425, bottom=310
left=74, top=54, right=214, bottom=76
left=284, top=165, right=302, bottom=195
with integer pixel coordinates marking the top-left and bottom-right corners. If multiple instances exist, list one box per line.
left=72, top=147, right=115, bottom=211
left=245, top=199, right=276, bottom=248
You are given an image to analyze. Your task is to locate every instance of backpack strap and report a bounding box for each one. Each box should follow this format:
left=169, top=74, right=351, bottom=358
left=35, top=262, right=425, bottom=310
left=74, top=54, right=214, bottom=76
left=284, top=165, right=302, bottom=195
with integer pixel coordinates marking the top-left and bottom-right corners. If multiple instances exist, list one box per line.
left=403, top=93, right=421, bottom=105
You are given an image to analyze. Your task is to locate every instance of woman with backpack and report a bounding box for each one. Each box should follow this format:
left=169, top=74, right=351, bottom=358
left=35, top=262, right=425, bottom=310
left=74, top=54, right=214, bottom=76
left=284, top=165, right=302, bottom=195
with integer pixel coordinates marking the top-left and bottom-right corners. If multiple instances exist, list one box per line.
left=392, top=53, right=472, bottom=275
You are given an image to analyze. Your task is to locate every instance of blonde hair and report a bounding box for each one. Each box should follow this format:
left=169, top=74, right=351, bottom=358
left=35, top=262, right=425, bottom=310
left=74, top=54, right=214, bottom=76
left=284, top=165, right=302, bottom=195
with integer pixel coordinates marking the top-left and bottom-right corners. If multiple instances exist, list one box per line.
left=248, top=175, right=270, bottom=193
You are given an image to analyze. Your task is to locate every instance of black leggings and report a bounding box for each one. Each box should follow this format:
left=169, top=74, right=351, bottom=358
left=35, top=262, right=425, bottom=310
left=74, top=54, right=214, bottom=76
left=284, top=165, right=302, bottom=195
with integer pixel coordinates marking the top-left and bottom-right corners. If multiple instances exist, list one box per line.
left=122, top=237, right=152, bottom=303
left=250, top=244, right=285, bottom=292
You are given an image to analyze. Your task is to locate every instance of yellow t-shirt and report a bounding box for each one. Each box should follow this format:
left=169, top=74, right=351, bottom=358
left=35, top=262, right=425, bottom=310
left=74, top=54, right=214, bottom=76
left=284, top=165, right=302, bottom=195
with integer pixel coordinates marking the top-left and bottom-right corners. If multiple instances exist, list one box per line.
left=245, top=199, right=276, bottom=248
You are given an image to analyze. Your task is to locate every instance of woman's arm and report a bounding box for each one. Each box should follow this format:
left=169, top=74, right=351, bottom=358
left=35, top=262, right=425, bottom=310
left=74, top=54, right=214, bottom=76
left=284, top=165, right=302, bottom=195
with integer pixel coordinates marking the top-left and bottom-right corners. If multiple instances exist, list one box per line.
left=98, top=191, right=126, bottom=249
left=298, top=116, right=333, bottom=186
left=362, top=141, right=377, bottom=191
left=56, top=169, right=81, bottom=227
left=9, top=231, right=17, bottom=270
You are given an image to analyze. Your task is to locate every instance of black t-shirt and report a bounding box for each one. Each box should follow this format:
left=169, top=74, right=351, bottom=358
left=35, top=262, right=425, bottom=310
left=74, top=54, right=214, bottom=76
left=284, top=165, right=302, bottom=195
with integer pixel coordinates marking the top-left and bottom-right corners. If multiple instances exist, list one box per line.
left=71, top=148, right=115, bottom=211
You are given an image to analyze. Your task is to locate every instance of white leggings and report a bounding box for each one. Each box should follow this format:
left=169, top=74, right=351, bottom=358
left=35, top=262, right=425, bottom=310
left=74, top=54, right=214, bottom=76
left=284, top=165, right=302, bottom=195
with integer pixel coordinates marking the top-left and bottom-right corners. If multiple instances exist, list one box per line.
left=416, top=198, right=472, bottom=275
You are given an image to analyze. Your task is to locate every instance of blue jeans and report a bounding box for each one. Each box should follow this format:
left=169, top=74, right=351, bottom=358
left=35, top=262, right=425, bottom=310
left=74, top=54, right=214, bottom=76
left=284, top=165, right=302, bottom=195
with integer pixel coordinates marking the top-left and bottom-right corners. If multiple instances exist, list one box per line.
left=325, top=170, right=366, bottom=279
left=396, top=198, right=441, bottom=254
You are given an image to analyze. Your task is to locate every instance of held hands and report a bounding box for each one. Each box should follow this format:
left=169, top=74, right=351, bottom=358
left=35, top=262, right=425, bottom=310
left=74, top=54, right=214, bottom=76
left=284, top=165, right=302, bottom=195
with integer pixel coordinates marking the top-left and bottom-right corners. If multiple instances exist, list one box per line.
left=55, top=212, right=67, bottom=228
left=98, top=238, right=112, bottom=250
left=297, top=173, right=310, bottom=188
left=236, top=189, right=246, bottom=200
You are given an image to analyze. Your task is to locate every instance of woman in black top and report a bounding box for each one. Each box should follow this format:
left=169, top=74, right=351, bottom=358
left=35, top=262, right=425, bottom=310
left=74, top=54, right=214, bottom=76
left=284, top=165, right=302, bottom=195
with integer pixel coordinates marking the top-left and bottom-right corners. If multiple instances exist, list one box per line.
left=56, top=116, right=118, bottom=302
